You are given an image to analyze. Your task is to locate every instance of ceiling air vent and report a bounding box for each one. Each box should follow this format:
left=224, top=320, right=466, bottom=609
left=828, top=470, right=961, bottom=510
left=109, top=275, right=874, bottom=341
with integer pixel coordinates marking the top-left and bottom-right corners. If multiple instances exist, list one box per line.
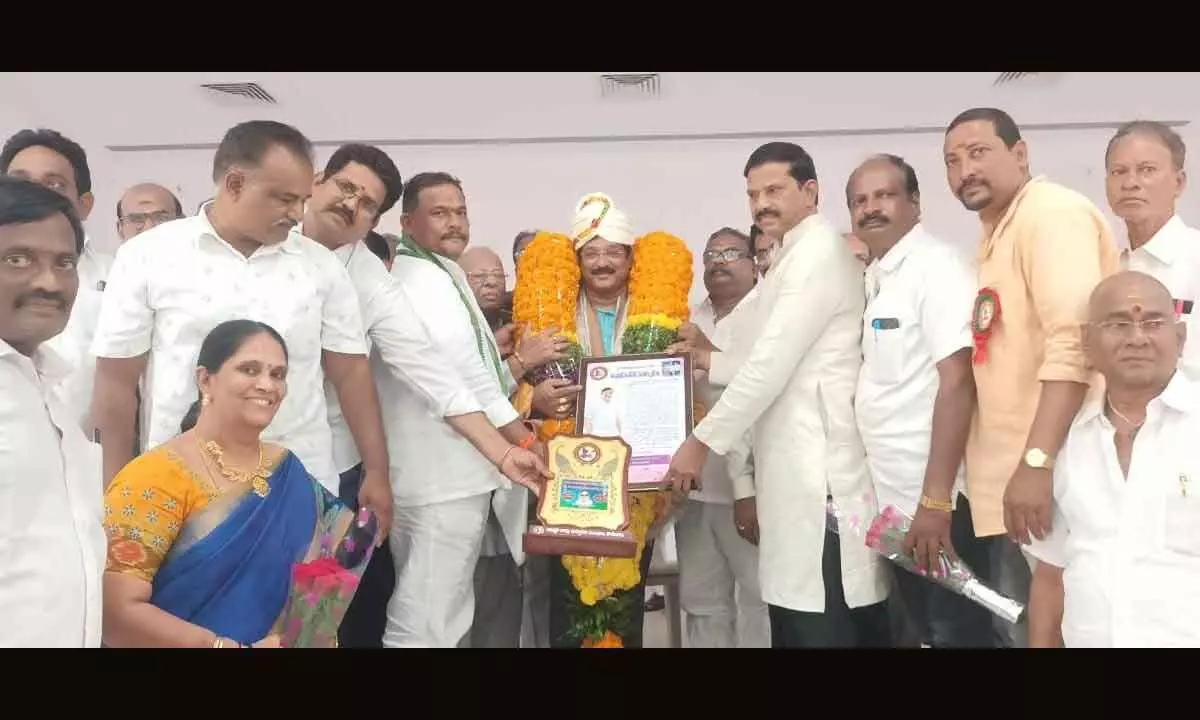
left=200, top=82, right=277, bottom=104
left=994, top=72, right=1042, bottom=86
left=599, top=73, right=661, bottom=98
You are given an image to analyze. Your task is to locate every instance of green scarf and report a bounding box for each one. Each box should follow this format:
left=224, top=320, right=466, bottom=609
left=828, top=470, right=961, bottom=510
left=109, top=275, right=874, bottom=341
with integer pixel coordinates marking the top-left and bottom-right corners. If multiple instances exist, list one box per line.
left=394, top=234, right=510, bottom=395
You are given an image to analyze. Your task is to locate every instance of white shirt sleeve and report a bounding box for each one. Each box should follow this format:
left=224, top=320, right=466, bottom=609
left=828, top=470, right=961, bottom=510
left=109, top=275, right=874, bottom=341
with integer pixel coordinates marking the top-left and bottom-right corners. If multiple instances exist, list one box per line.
left=919, top=247, right=975, bottom=363
left=90, top=240, right=154, bottom=359
left=694, top=240, right=844, bottom=455
left=319, top=255, right=369, bottom=356
left=728, top=433, right=756, bottom=500
left=367, top=280, right=486, bottom=419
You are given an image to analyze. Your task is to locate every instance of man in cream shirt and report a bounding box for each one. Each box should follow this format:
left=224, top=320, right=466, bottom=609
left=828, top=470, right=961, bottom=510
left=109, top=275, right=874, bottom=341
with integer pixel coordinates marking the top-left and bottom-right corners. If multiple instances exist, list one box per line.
left=1, top=128, right=111, bottom=437
left=1106, top=120, right=1200, bottom=382
left=666, top=142, right=890, bottom=647
left=0, top=177, right=106, bottom=647
left=676, top=226, right=769, bottom=648
left=382, top=171, right=541, bottom=648
left=848, top=155, right=992, bottom=647
left=1029, top=271, right=1200, bottom=647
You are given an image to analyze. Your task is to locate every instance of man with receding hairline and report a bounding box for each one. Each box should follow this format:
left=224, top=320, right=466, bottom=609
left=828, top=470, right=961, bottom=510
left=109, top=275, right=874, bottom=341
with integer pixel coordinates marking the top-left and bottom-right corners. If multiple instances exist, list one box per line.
left=1028, top=270, right=1200, bottom=647
left=944, top=107, right=1120, bottom=646
left=116, top=183, right=183, bottom=243
left=1105, top=120, right=1200, bottom=381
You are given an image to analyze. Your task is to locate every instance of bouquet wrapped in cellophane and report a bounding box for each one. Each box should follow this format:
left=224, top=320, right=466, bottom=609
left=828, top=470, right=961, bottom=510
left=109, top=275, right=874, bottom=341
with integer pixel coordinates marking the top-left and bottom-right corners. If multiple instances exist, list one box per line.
left=620, top=232, right=693, bottom=354
left=279, top=508, right=379, bottom=648
left=827, top=504, right=1025, bottom=625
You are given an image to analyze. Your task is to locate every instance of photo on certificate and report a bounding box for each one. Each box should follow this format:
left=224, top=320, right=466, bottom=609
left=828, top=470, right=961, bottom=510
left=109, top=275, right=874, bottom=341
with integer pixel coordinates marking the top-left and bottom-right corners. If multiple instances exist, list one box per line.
left=575, top=352, right=694, bottom=491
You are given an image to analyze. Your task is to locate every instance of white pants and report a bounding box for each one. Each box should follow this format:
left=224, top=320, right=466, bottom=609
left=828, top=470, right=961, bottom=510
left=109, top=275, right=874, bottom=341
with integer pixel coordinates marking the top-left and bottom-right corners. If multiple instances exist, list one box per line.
left=675, top=499, right=770, bottom=648
left=384, top=492, right=492, bottom=648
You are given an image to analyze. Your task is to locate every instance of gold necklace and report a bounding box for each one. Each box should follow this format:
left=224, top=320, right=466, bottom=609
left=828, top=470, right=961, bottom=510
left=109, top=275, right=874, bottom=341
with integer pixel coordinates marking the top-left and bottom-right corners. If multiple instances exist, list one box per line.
left=199, top=437, right=272, bottom=497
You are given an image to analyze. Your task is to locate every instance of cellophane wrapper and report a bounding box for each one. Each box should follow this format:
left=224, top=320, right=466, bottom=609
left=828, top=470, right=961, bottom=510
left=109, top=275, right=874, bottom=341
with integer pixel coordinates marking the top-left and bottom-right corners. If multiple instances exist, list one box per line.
left=512, top=232, right=582, bottom=386
left=279, top=510, right=378, bottom=648
left=827, top=504, right=1026, bottom=625
left=621, top=232, right=693, bottom=354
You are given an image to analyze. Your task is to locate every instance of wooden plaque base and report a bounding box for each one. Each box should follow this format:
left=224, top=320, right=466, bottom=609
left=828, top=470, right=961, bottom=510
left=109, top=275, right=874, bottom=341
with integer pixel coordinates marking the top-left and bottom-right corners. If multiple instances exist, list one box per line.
left=523, top=524, right=637, bottom=558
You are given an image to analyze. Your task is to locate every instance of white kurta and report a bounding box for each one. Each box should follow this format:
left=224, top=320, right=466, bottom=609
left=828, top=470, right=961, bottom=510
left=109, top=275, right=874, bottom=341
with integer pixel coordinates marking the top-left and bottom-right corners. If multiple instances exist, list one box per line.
left=855, top=224, right=974, bottom=518
left=693, top=212, right=889, bottom=613
left=0, top=340, right=106, bottom=647
left=1122, top=215, right=1200, bottom=383
left=1028, top=372, right=1200, bottom=647
left=90, top=212, right=367, bottom=493
left=43, top=236, right=112, bottom=436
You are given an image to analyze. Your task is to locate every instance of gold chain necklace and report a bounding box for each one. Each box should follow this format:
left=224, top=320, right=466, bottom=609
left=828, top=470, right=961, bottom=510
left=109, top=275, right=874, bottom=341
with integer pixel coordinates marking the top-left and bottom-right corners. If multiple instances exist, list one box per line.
left=198, top=437, right=272, bottom=497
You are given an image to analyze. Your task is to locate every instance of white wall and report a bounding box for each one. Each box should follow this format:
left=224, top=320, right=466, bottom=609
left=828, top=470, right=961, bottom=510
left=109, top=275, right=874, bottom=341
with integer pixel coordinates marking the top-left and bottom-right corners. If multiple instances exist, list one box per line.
left=10, top=72, right=1200, bottom=304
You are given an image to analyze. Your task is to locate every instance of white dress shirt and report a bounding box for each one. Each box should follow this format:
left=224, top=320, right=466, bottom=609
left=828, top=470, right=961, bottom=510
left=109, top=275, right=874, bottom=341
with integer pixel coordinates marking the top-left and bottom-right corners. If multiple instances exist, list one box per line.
left=378, top=250, right=518, bottom=508
left=690, top=287, right=760, bottom=504
left=693, top=213, right=889, bottom=613
left=90, top=212, right=367, bottom=493
left=0, top=340, right=106, bottom=647
left=856, top=224, right=974, bottom=518
left=43, top=236, right=113, bottom=436
left=1123, top=215, right=1200, bottom=382
left=1028, top=372, right=1200, bottom=647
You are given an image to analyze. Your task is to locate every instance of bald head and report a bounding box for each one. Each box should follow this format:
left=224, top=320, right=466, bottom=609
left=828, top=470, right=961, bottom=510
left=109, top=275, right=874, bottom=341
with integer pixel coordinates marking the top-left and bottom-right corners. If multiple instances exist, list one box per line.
left=116, top=182, right=183, bottom=242
left=459, top=246, right=506, bottom=311
left=1086, top=270, right=1185, bottom=391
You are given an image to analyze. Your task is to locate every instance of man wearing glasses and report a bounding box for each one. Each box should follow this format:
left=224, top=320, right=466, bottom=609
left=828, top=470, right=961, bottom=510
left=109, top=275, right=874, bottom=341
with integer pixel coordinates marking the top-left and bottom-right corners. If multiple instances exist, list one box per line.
left=115, top=184, right=184, bottom=243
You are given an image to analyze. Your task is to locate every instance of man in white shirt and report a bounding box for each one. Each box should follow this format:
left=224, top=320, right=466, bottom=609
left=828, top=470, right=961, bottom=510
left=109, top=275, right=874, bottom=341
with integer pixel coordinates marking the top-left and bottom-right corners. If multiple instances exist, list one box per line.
left=1029, top=271, right=1200, bottom=647
left=382, top=171, right=544, bottom=648
left=90, top=122, right=393, bottom=543
left=115, top=183, right=183, bottom=244
left=1105, top=120, right=1200, bottom=382
left=666, top=142, right=890, bottom=647
left=1, top=129, right=111, bottom=436
left=676, top=226, right=769, bottom=648
left=0, top=176, right=106, bottom=647
left=848, top=154, right=993, bottom=647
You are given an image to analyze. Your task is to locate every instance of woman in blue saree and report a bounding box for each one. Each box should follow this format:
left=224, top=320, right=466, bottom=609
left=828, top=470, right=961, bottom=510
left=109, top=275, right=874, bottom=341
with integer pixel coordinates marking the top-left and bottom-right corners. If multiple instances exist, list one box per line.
left=102, top=319, right=358, bottom=648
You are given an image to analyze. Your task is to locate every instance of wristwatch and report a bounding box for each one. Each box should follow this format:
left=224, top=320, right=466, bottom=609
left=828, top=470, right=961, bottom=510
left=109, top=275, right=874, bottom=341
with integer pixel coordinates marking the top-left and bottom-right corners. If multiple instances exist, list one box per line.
left=1023, top=448, right=1054, bottom=470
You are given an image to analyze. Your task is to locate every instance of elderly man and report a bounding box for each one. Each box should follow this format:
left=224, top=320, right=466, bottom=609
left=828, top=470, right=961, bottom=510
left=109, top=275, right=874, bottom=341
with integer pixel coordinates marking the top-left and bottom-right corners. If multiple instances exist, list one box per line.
left=90, top=121, right=392, bottom=546
left=1028, top=271, right=1200, bottom=647
left=675, top=226, right=770, bottom=648
left=944, top=108, right=1120, bottom=646
left=848, top=154, right=987, bottom=647
left=666, top=142, right=890, bottom=648
left=1, top=128, right=109, bottom=435
left=0, top=176, right=106, bottom=647
left=1105, top=120, right=1200, bottom=382
left=383, top=171, right=547, bottom=648
left=116, top=183, right=183, bottom=243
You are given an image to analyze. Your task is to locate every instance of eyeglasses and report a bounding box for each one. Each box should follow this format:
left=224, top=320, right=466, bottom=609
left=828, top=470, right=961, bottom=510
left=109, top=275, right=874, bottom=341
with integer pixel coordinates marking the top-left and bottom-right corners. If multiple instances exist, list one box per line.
left=466, top=270, right=509, bottom=284
left=579, top=247, right=629, bottom=263
left=1094, top=317, right=1176, bottom=337
left=702, top=248, right=752, bottom=265
left=332, top=177, right=381, bottom=218
left=119, top=210, right=178, bottom=229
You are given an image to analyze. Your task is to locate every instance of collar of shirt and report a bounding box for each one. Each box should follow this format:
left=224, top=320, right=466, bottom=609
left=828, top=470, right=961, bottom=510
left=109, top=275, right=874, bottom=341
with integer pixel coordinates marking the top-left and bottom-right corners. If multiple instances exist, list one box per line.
left=1077, top=369, right=1199, bottom=430
left=776, top=212, right=831, bottom=266
left=979, top=175, right=1048, bottom=261
left=193, top=205, right=302, bottom=259
left=1131, top=215, right=1189, bottom=266
left=0, top=338, right=72, bottom=384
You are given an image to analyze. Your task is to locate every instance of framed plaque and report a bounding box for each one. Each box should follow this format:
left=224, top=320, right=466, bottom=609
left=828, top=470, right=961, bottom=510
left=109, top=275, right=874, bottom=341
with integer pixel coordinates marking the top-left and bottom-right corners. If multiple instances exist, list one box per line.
left=523, top=435, right=637, bottom=558
left=575, top=352, right=694, bottom=492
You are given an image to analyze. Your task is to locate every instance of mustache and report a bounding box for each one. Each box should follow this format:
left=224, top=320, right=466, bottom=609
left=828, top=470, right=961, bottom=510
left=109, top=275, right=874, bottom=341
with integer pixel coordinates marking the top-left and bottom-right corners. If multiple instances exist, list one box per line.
left=706, top=267, right=733, bottom=278
left=328, top=203, right=355, bottom=224
left=755, top=209, right=779, bottom=223
left=441, top=233, right=466, bottom=243
left=16, top=290, right=67, bottom=310
left=957, top=178, right=989, bottom=196
left=858, top=213, right=889, bottom=229
left=589, top=266, right=616, bottom=276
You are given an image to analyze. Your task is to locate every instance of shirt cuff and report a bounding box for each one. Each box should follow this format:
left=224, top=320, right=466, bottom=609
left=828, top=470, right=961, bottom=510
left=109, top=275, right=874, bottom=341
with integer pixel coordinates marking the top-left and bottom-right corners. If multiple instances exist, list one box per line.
left=439, top=389, right=484, bottom=419
left=1037, top=358, right=1092, bottom=384
left=732, top=473, right=756, bottom=500
left=693, top=419, right=732, bottom=456
left=483, top=397, right=521, bottom=428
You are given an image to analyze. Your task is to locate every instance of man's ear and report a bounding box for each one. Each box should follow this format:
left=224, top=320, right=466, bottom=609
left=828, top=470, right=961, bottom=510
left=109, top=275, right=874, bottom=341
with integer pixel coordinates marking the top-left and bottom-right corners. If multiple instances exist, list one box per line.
left=78, top=191, right=95, bottom=222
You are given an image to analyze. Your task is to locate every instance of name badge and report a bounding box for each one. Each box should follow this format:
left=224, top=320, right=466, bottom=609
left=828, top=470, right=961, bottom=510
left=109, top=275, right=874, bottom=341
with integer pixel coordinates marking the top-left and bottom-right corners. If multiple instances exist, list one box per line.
left=1174, top=299, right=1193, bottom=315
left=871, top=317, right=900, bottom=330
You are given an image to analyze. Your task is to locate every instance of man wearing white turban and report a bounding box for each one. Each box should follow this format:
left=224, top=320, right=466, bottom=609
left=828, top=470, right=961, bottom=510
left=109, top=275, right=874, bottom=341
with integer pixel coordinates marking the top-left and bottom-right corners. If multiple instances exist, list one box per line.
left=525, top=192, right=660, bottom=648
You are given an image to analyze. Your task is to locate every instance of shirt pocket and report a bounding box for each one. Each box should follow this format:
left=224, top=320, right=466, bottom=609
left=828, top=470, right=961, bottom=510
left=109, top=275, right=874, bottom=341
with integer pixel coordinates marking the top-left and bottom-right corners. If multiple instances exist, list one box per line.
left=262, top=275, right=323, bottom=365
left=863, top=313, right=914, bottom=385
left=1164, top=487, right=1200, bottom=558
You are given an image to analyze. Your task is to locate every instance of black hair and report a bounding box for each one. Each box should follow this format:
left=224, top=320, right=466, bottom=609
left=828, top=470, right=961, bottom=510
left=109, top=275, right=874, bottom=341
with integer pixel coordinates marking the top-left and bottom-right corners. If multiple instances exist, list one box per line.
left=363, top=230, right=391, bottom=264
left=749, top=224, right=762, bottom=242
left=401, top=171, right=463, bottom=214
left=211, top=120, right=314, bottom=182
left=0, top=175, right=85, bottom=254
left=946, top=107, right=1022, bottom=148
left=743, top=142, right=818, bottom=188
left=0, top=128, right=92, bottom=196
left=179, top=319, right=289, bottom=433
left=1106, top=120, right=1187, bottom=171
left=512, top=229, right=537, bottom=263
left=845, top=153, right=921, bottom=207
left=706, top=226, right=753, bottom=255
left=323, top=144, right=404, bottom=217
left=116, top=186, right=184, bottom=219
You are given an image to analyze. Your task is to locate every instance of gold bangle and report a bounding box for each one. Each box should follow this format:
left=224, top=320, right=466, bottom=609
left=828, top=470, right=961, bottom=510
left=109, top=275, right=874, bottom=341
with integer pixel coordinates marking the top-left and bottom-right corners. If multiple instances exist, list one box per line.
left=513, top=350, right=528, bottom=372
left=919, top=495, right=954, bottom=513
left=497, top=445, right=516, bottom=469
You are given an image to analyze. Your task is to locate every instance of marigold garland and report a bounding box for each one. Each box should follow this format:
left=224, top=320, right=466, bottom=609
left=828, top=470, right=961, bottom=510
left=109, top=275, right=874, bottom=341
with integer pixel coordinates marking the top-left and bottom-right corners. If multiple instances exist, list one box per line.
left=512, top=229, right=696, bottom=648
